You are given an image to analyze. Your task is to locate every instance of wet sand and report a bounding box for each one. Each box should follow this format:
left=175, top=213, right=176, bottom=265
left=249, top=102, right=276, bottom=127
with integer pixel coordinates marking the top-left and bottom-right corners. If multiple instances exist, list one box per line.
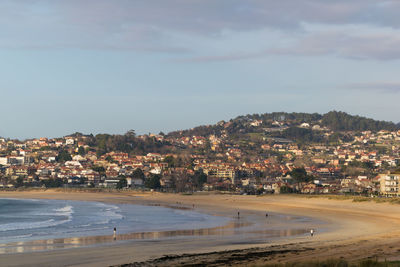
left=1, top=190, right=400, bottom=266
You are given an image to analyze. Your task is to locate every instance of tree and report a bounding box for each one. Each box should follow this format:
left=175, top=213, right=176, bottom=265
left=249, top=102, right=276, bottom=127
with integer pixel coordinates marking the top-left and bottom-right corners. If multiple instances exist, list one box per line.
left=92, top=166, right=106, bottom=175
left=125, top=129, right=136, bottom=137
left=173, top=172, right=191, bottom=192
left=56, top=150, right=72, bottom=162
left=163, top=155, right=175, bottom=167
left=280, top=186, right=294, bottom=193
left=116, top=177, right=127, bottom=189
left=256, top=187, right=265, bottom=195
left=145, top=174, right=161, bottom=189
left=288, top=167, right=313, bottom=183
left=78, top=146, right=86, bottom=156
left=43, top=178, right=64, bottom=188
left=321, top=111, right=398, bottom=131
left=193, top=170, right=207, bottom=189
left=278, top=127, right=323, bottom=143
left=14, top=177, right=24, bottom=188
left=132, top=168, right=145, bottom=180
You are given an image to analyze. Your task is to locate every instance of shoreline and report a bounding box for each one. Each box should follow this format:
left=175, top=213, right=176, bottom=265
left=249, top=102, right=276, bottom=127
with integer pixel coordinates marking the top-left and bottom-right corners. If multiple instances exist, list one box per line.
left=1, top=190, right=400, bottom=266
left=0, top=192, right=314, bottom=255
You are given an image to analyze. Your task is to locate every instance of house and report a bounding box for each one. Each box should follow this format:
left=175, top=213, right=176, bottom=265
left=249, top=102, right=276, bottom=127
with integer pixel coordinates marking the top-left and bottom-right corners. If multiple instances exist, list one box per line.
left=250, top=120, right=262, bottom=127
left=127, top=177, right=144, bottom=187
left=65, top=138, right=75, bottom=145
left=300, top=123, right=310, bottom=128
left=380, top=173, right=400, bottom=196
left=204, top=168, right=238, bottom=184
left=301, top=183, right=318, bottom=194
left=86, top=172, right=101, bottom=185
left=100, top=179, right=120, bottom=188
left=68, top=176, right=82, bottom=184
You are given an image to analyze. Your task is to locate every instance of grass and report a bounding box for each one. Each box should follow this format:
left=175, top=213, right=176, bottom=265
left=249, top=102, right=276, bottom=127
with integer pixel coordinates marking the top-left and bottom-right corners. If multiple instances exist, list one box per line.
left=261, top=259, right=400, bottom=267
left=301, top=194, right=400, bottom=205
left=247, top=132, right=265, bottom=141
left=230, top=193, right=400, bottom=205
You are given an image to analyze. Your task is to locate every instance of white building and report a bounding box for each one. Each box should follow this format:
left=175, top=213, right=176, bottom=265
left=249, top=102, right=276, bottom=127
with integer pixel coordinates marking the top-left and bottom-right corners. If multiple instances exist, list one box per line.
left=380, top=173, right=400, bottom=196
left=65, top=138, right=75, bottom=145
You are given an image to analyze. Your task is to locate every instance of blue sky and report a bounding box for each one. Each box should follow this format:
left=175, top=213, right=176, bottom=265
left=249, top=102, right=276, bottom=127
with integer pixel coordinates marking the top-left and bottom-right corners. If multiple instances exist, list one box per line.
left=1, top=0, right=400, bottom=139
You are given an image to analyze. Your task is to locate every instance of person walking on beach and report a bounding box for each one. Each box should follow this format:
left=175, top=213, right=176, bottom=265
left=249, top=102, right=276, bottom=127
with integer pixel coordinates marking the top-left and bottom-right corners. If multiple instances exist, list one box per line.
left=310, top=229, right=314, bottom=237
left=113, top=227, right=117, bottom=240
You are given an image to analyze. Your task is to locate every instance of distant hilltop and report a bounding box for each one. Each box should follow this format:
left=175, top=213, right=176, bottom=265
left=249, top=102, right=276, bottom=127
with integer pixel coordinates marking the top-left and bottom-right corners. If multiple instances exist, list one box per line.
left=168, top=111, right=399, bottom=138
left=1, top=111, right=399, bottom=143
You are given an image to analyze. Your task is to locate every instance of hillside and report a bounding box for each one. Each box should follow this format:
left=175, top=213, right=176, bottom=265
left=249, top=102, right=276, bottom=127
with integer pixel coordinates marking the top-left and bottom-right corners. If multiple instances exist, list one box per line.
left=321, top=111, right=398, bottom=131
left=58, top=111, right=398, bottom=156
left=168, top=111, right=399, bottom=138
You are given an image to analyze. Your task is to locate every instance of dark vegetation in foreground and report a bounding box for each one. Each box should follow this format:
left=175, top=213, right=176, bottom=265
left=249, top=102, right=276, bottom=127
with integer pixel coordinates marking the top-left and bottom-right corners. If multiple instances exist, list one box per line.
left=263, top=259, right=400, bottom=267
left=115, top=247, right=314, bottom=267
left=114, top=245, right=398, bottom=267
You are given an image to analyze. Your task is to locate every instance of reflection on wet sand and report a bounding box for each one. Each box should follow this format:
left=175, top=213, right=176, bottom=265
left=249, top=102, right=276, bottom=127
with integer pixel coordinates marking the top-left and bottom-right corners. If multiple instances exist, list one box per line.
left=0, top=218, right=308, bottom=254
left=0, top=221, right=245, bottom=254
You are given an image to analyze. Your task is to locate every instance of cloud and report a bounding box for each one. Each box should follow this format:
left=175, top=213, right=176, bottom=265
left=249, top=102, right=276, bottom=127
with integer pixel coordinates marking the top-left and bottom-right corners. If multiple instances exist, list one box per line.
left=2, top=0, right=400, bottom=59
left=346, top=82, right=400, bottom=93
left=174, top=52, right=265, bottom=63
left=178, top=24, right=400, bottom=62
left=268, top=25, right=400, bottom=60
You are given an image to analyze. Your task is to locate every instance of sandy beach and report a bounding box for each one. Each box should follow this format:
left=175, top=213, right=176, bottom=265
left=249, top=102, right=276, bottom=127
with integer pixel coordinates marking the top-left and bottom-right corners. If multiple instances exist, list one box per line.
left=1, top=190, right=400, bottom=266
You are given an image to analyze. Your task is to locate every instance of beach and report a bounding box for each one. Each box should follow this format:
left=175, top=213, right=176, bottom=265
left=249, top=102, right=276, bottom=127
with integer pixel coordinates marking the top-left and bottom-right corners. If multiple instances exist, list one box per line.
left=1, top=191, right=400, bottom=266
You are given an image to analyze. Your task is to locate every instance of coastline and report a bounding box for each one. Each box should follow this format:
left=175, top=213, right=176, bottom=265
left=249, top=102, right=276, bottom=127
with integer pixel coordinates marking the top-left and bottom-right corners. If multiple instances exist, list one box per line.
left=1, top=191, right=400, bottom=266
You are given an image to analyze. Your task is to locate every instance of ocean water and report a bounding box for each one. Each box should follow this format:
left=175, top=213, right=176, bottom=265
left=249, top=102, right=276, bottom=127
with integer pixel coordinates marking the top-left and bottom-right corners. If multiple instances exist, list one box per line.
left=0, top=198, right=229, bottom=244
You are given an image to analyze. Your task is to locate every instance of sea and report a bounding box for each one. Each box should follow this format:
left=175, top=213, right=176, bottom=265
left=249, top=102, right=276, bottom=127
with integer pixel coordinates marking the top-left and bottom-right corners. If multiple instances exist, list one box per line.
left=0, top=198, right=229, bottom=245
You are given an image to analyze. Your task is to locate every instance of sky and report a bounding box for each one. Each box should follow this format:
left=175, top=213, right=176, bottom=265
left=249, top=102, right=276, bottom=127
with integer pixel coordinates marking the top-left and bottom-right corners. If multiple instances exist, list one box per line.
left=1, top=0, right=400, bottom=139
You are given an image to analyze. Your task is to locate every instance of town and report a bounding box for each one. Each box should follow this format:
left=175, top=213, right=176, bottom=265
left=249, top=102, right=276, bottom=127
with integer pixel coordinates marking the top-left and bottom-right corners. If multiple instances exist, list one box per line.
left=1, top=111, right=400, bottom=196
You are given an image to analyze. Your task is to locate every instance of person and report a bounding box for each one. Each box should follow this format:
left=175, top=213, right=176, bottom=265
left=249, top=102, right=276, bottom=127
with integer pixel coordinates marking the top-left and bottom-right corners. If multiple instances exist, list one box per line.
left=265, top=213, right=268, bottom=218
left=310, top=229, right=314, bottom=237
left=113, top=227, right=117, bottom=240
left=237, top=211, right=240, bottom=219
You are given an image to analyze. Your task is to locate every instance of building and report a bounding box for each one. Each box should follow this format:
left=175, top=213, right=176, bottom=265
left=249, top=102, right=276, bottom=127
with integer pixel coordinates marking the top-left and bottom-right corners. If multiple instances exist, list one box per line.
left=380, top=173, right=400, bottom=196
left=204, top=168, right=238, bottom=184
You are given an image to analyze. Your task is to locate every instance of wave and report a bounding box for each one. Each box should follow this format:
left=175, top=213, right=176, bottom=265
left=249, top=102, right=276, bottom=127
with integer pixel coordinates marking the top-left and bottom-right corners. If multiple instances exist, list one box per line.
left=172, top=209, right=208, bottom=221
left=0, top=217, right=71, bottom=232
left=0, top=198, right=40, bottom=201
left=54, top=205, right=74, bottom=217
left=34, top=205, right=74, bottom=218
left=0, top=204, right=74, bottom=232
left=93, top=203, right=124, bottom=223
